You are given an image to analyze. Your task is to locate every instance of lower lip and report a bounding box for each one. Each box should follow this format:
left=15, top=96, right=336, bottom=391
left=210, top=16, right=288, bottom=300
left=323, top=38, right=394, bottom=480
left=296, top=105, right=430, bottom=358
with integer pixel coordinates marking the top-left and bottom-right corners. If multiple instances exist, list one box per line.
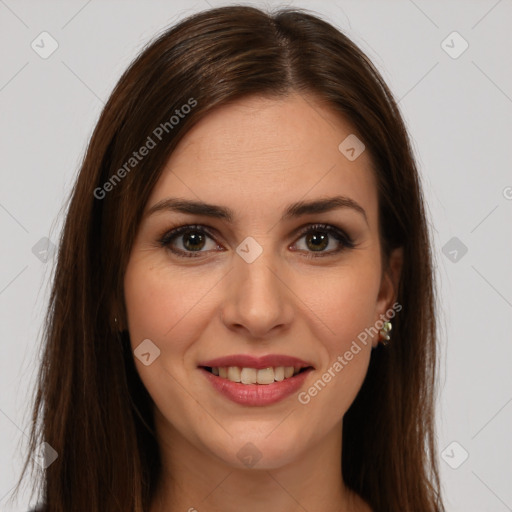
left=199, top=367, right=313, bottom=406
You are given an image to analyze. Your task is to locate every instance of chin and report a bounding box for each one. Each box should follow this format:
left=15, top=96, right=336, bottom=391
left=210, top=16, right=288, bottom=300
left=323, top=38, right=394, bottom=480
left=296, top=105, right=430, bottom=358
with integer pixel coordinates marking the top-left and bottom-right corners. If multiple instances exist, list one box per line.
left=204, top=429, right=305, bottom=471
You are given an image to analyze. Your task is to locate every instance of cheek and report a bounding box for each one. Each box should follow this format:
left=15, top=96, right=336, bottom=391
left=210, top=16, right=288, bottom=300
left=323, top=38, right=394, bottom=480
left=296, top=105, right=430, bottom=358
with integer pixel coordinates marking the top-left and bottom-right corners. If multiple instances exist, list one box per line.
left=122, top=257, right=215, bottom=425
left=123, top=256, right=215, bottom=346
left=296, top=263, right=380, bottom=350
left=293, top=267, right=379, bottom=408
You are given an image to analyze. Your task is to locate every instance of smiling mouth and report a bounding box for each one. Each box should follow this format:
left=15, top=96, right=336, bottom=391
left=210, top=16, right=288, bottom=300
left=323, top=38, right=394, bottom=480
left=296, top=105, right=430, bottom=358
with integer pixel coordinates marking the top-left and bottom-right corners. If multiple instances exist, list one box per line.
left=200, top=365, right=313, bottom=385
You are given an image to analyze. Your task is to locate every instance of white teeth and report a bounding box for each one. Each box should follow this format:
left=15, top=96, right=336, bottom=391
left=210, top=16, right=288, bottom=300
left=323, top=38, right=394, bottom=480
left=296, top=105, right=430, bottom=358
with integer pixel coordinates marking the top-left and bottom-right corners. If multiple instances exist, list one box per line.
left=210, top=365, right=305, bottom=385
left=257, top=368, right=275, bottom=384
left=227, top=366, right=241, bottom=382
left=240, top=367, right=257, bottom=384
left=274, top=366, right=285, bottom=381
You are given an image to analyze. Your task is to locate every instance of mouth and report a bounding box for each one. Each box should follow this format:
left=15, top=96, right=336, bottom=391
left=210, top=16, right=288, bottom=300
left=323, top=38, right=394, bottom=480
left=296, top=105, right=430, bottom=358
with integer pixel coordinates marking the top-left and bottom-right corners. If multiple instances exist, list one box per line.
left=197, top=354, right=315, bottom=406
left=197, top=357, right=315, bottom=406
left=200, top=365, right=313, bottom=385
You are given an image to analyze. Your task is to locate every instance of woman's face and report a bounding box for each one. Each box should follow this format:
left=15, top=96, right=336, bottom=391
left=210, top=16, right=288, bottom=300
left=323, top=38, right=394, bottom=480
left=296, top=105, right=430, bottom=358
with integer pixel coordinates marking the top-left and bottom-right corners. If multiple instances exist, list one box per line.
left=124, top=93, right=401, bottom=470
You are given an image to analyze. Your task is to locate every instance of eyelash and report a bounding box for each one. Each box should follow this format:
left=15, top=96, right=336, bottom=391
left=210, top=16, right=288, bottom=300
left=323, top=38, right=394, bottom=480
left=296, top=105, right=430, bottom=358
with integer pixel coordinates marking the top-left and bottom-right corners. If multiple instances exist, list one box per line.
left=157, top=223, right=355, bottom=259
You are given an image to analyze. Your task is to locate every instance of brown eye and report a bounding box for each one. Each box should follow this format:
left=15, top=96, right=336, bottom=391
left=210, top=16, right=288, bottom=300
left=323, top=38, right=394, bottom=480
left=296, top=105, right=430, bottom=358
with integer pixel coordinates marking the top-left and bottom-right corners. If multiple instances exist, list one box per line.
left=159, top=225, right=220, bottom=258
left=304, top=231, right=329, bottom=252
left=292, top=224, right=354, bottom=258
left=181, top=230, right=207, bottom=251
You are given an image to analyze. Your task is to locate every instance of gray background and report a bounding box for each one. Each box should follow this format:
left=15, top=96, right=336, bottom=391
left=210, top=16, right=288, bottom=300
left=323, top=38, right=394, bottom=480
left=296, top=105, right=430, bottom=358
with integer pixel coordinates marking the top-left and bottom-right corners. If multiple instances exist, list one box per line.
left=1, top=0, right=511, bottom=510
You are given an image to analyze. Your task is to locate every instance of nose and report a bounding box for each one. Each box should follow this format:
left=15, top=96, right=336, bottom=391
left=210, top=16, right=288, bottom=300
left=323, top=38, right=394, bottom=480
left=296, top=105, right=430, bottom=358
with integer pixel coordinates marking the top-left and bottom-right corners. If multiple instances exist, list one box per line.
left=220, top=248, right=294, bottom=340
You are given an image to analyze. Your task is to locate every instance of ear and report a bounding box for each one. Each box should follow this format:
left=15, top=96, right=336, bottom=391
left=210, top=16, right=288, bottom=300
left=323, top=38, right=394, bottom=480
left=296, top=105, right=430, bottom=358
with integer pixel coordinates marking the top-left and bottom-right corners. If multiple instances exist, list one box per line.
left=373, top=246, right=403, bottom=347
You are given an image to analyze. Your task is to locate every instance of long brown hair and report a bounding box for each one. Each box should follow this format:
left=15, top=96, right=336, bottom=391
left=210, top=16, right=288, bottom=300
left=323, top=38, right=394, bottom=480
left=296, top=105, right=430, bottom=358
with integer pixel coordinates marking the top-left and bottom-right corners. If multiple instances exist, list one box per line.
left=13, top=5, right=444, bottom=511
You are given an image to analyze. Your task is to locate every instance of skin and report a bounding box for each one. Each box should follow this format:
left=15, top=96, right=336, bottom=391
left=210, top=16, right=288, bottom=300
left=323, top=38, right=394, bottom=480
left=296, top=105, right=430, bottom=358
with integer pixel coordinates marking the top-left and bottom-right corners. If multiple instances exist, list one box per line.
left=124, top=92, right=403, bottom=512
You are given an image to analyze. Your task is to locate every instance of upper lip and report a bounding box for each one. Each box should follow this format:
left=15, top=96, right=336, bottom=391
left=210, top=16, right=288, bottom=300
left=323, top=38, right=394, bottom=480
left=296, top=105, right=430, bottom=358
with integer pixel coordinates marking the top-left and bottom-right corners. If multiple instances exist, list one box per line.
left=198, top=354, right=315, bottom=370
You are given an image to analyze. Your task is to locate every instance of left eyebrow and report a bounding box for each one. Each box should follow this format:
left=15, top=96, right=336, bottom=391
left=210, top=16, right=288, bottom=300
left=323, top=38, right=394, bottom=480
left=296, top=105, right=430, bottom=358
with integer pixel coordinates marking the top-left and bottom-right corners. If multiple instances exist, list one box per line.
left=145, top=195, right=368, bottom=226
left=281, top=196, right=368, bottom=226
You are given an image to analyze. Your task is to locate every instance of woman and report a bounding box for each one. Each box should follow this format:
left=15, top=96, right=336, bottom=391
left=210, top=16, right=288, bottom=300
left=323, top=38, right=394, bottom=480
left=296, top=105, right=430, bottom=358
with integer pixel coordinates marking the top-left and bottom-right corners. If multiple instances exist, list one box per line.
left=15, top=5, right=445, bottom=511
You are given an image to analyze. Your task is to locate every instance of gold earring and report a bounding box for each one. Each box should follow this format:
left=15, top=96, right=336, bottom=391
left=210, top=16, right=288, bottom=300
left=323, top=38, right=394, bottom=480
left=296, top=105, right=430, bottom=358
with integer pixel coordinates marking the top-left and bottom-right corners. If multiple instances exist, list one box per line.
left=379, top=321, right=392, bottom=346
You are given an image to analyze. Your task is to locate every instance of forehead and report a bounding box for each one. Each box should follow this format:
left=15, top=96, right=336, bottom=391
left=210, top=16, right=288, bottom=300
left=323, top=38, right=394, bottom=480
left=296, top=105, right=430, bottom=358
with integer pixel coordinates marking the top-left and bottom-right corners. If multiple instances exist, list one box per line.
left=148, top=93, right=378, bottom=227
